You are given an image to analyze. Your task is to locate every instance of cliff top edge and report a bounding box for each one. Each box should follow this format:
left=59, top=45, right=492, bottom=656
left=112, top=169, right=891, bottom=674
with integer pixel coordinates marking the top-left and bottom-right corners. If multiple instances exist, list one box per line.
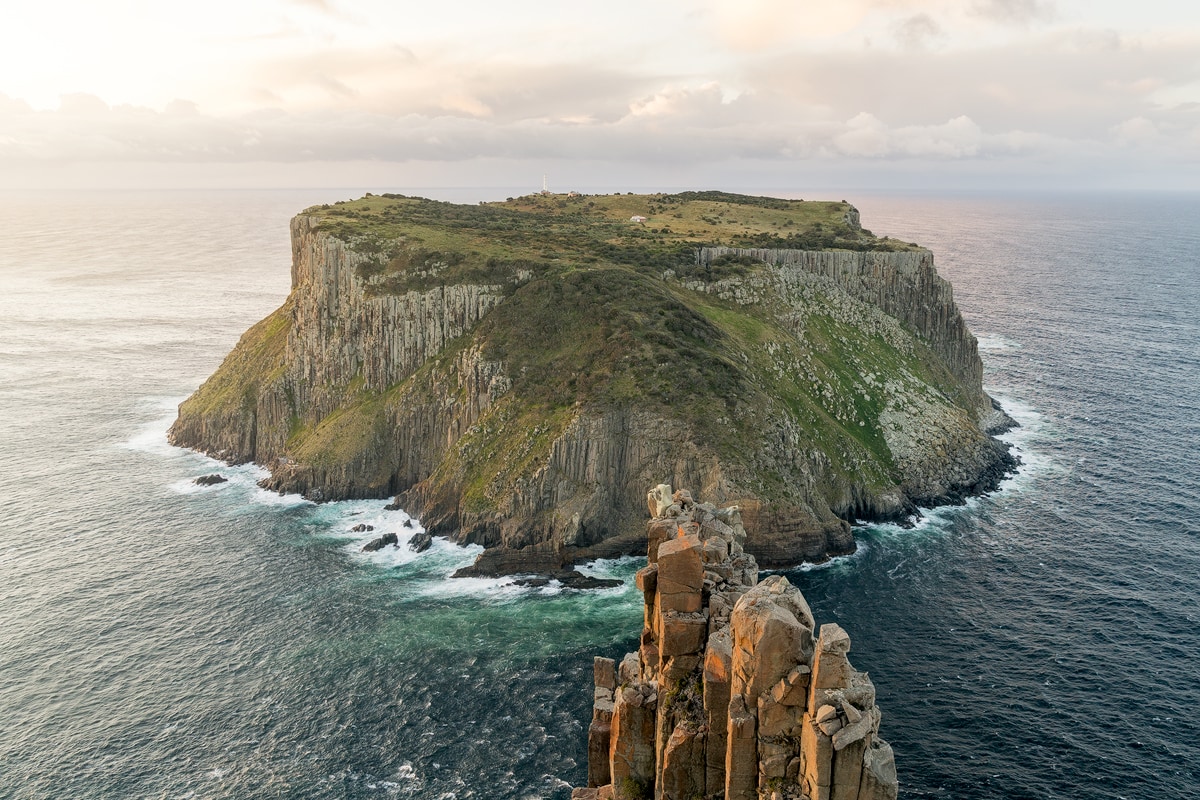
left=298, top=191, right=923, bottom=287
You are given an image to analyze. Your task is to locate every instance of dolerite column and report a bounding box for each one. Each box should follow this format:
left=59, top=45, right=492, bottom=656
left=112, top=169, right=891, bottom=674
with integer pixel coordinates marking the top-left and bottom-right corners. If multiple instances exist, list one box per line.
left=588, top=657, right=616, bottom=787
left=654, top=534, right=707, bottom=800
left=726, top=576, right=815, bottom=800
left=609, top=653, right=656, bottom=800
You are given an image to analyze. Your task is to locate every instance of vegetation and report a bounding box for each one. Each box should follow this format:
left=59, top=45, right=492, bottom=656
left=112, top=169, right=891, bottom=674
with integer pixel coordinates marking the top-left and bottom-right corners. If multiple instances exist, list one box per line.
left=177, top=190, right=980, bottom=527
left=302, top=190, right=916, bottom=294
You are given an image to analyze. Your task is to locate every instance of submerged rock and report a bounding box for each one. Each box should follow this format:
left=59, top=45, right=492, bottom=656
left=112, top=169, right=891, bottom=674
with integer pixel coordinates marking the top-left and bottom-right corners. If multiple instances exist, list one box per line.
left=509, top=571, right=622, bottom=590
left=573, top=486, right=898, bottom=800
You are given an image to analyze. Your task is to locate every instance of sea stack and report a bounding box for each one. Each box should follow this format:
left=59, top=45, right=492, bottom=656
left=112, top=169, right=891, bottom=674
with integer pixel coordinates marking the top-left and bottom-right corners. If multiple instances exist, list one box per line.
left=574, top=485, right=897, bottom=800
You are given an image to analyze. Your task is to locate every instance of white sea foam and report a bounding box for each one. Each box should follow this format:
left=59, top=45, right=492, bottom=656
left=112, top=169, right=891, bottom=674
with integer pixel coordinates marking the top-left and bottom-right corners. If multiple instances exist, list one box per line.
left=988, top=389, right=1063, bottom=492
left=120, top=396, right=186, bottom=456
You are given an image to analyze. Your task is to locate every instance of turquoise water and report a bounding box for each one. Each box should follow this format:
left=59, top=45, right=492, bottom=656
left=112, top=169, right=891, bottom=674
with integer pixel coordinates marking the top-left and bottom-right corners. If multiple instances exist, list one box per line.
left=0, top=189, right=1197, bottom=799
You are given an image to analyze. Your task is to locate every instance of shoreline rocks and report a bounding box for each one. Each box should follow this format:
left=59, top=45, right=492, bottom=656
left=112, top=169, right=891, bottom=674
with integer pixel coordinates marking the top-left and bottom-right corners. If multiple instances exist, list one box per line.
left=573, top=486, right=898, bottom=800
left=193, top=474, right=228, bottom=486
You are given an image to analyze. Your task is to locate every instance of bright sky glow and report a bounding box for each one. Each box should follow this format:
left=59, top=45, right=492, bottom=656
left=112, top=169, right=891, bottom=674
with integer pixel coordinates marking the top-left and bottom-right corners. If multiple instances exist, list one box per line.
left=2, top=0, right=1198, bottom=189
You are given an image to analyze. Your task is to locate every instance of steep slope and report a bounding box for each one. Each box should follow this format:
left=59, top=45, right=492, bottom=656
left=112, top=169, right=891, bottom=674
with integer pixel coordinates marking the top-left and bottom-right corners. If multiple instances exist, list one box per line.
left=169, top=191, right=1013, bottom=571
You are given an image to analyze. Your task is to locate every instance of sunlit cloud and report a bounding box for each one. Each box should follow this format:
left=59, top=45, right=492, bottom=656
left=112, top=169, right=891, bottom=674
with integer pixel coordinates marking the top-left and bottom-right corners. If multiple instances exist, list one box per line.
left=0, top=1, right=1197, bottom=188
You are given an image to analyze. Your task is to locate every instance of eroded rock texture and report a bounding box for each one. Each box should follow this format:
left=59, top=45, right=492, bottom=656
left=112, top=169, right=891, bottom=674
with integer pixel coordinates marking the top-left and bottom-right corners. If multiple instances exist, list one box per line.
left=574, top=487, right=897, bottom=800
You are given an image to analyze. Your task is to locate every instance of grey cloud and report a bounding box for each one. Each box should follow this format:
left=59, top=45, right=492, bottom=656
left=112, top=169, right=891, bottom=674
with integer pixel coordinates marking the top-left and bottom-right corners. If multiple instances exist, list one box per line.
left=4, top=29, right=1197, bottom=179
left=893, top=14, right=945, bottom=51
left=746, top=31, right=1200, bottom=138
left=971, top=0, right=1056, bottom=26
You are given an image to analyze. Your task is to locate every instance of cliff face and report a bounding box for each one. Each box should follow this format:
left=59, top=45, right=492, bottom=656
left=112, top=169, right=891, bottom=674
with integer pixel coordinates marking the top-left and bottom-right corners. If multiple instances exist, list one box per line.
left=574, top=486, right=898, bottom=800
left=169, top=192, right=1013, bottom=571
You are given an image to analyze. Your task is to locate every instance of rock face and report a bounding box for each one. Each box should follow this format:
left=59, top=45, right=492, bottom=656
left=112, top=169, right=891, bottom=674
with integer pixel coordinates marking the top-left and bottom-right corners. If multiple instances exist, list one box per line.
left=169, top=192, right=1014, bottom=572
left=574, top=487, right=897, bottom=800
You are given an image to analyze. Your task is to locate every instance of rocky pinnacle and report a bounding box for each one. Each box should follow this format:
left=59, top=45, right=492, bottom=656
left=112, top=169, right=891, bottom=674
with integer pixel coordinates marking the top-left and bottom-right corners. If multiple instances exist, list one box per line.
left=573, top=485, right=898, bottom=800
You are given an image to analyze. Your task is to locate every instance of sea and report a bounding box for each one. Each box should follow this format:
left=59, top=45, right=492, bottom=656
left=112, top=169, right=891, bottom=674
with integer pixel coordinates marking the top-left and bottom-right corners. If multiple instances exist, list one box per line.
left=0, top=188, right=1197, bottom=800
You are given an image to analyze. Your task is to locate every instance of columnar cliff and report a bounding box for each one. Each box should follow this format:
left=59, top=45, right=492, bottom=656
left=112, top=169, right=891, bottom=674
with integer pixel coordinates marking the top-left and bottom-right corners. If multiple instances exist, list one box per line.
left=170, top=191, right=1013, bottom=573
left=575, top=486, right=897, bottom=800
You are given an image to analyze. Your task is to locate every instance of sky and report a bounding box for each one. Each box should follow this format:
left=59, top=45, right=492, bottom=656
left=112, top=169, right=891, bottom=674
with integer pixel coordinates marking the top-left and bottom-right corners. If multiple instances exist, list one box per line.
left=2, top=0, right=1199, bottom=192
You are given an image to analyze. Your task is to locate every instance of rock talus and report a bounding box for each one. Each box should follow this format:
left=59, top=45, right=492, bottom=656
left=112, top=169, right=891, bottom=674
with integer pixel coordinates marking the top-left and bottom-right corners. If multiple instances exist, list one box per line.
left=575, top=487, right=898, bottom=800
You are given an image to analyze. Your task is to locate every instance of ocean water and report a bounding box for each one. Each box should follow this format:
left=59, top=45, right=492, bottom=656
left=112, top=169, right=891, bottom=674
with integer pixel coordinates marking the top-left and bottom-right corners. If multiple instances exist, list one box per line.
left=0, top=189, right=1196, bottom=799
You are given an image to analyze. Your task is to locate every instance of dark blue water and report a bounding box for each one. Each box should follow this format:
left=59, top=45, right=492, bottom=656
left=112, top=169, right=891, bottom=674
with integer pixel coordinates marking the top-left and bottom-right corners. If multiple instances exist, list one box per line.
left=0, top=189, right=1196, bottom=799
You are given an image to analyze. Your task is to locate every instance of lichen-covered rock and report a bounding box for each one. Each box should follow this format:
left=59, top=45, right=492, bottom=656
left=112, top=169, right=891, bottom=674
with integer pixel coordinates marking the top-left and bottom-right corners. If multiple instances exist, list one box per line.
left=579, top=487, right=899, bottom=800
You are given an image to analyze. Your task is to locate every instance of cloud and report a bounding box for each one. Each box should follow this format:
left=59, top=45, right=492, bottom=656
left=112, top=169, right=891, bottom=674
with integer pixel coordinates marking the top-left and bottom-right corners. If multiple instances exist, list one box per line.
left=893, top=13, right=945, bottom=51
left=971, top=0, right=1056, bottom=26
left=705, top=0, right=872, bottom=49
left=833, top=113, right=983, bottom=157
left=1112, top=116, right=1159, bottom=145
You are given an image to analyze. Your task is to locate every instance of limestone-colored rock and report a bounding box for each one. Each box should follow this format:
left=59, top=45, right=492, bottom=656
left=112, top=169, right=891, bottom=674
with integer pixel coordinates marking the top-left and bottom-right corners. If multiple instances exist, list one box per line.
left=832, top=707, right=879, bottom=753
left=730, top=581, right=812, bottom=705
left=800, top=715, right=833, bottom=800
left=635, top=565, right=658, bottom=595
left=771, top=665, right=811, bottom=707
left=656, top=535, right=704, bottom=596
left=758, top=693, right=801, bottom=738
left=857, top=739, right=898, bottom=800
left=575, top=486, right=897, bottom=800
left=659, top=612, right=708, bottom=657
left=595, top=657, right=617, bottom=691
left=610, top=684, right=656, bottom=796
left=647, top=483, right=673, bottom=518
left=725, top=695, right=757, bottom=800
left=809, top=624, right=853, bottom=705
left=817, top=718, right=844, bottom=736
left=619, top=652, right=641, bottom=685
left=703, top=628, right=733, bottom=791
left=588, top=716, right=612, bottom=787
left=659, top=723, right=706, bottom=800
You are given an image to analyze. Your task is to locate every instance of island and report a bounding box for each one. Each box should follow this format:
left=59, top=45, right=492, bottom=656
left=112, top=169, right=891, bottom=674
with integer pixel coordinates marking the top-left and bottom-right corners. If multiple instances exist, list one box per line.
left=169, top=190, right=1014, bottom=577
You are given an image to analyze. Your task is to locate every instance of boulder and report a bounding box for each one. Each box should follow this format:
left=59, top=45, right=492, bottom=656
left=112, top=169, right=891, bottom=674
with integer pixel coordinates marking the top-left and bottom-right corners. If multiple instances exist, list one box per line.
left=361, top=532, right=398, bottom=552
left=193, top=474, right=227, bottom=486
left=408, top=531, right=433, bottom=552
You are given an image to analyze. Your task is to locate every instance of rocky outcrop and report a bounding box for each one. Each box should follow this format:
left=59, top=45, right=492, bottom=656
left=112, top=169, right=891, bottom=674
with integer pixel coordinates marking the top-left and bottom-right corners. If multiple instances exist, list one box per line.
left=574, top=487, right=897, bottom=800
left=694, top=247, right=983, bottom=416
left=361, top=532, right=398, bottom=552
left=170, top=193, right=1015, bottom=573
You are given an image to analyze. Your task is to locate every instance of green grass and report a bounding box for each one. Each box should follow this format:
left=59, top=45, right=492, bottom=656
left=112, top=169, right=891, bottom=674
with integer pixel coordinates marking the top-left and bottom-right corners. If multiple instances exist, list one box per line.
left=299, top=191, right=918, bottom=296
